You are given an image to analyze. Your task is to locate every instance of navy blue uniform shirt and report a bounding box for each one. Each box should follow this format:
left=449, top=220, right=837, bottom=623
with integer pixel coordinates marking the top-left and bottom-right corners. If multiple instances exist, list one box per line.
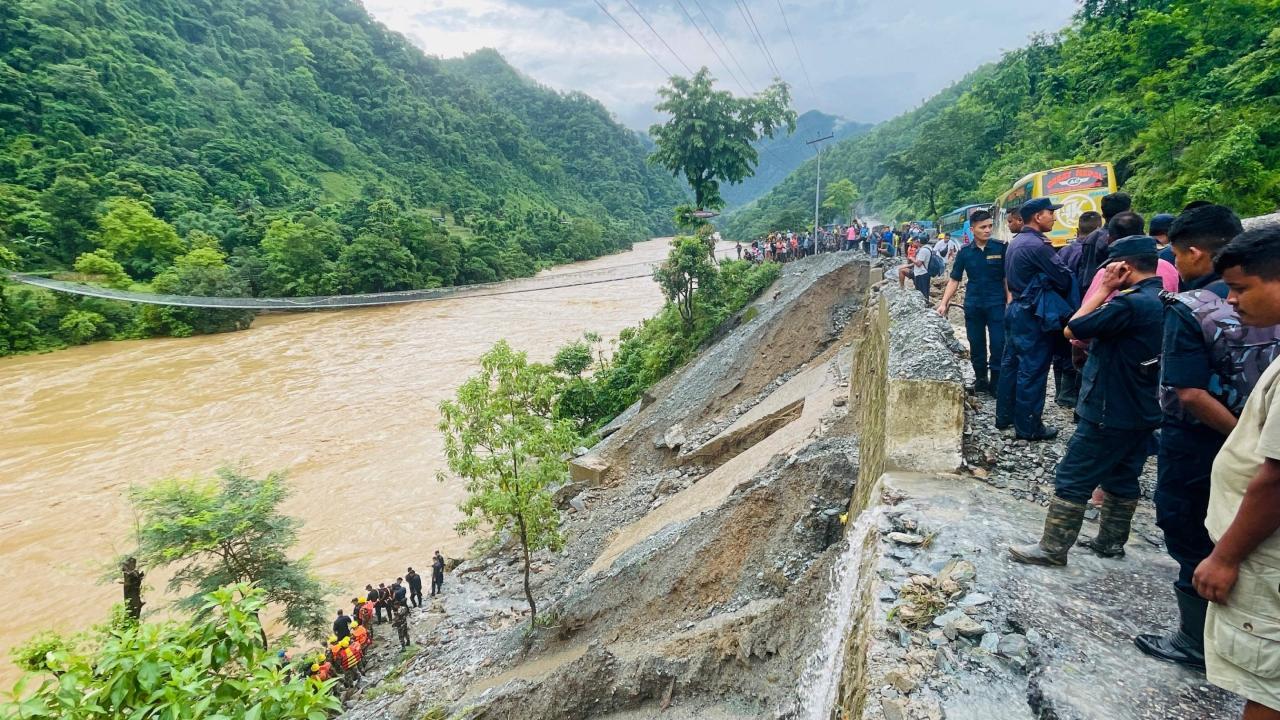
left=1068, top=275, right=1166, bottom=430
left=1160, top=272, right=1228, bottom=429
left=949, top=239, right=1007, bottom=308
left=1005, top=229, right=1072, bottom=298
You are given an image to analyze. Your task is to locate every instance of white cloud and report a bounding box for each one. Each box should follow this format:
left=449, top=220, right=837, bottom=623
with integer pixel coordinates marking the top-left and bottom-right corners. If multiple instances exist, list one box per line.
left=360, top=0, right=1078, bottom=130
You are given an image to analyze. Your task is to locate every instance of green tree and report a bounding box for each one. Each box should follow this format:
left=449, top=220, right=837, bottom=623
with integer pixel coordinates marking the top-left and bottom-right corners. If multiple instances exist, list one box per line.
left=438, top=341, right=578, bottom=624
left=649, top=68, right=797, bottom=211
left=72, top=249, right=131, bottom=289
left=822, top=178, right=861, bottom=222
left=259, top=218, right=341, bottom=296
left=57, top=309, right=111, bottom=344
left=141, top=247, right=254, bottom=337
left=93, top=198, right=185, bottom=280
left=129, top=467, right=330, bottom=642
left=653, top=236, right=720, bottom=330
left=2, top=584, right=341, bottom=720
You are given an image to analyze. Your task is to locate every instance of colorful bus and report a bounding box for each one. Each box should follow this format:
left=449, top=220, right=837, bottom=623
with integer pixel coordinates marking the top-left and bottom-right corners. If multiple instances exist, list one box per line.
left=939, top=204, right=993, bottom=241
left=995, top=162, right=1117, bottom=246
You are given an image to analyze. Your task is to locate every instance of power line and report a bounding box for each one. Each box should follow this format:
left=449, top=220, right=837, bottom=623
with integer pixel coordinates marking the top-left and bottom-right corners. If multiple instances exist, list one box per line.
left=593, top=0, right=673, bottom=78
left=774, top=0, right=817, bottom=99
left=674, top=0, right=748, bottom=94
left=733, top=0, right=782, bottom=81
left=690, top=0, right=757, bottom=93
left=621, top=0, right=694, bottom=75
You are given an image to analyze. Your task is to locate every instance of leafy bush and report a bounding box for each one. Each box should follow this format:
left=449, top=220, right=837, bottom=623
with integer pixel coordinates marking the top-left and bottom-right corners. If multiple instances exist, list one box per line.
left=1, top=585, right=341, bottom=720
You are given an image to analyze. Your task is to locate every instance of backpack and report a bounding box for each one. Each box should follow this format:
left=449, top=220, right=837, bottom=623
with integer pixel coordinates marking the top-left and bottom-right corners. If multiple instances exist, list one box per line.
left=926, top=249, right=945, bottom=277
left=1159, top=287, right=1280, bottom=421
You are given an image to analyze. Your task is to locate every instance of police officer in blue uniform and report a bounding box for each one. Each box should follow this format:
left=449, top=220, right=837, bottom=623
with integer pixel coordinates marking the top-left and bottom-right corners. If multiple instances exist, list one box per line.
left=1009, top=236, right=1166, bottom=565
left=936, top=209, right=1007, bottom=394
left=996, top=198, right=1074, bottom=440
left=1134, top=206, right=1280, bottom=669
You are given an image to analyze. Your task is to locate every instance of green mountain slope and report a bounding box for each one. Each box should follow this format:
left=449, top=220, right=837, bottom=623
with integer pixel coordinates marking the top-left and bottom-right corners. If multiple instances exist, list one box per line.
left=0, top=0, right=686, bottom=353
left=727, top=0, right=1280, bottom=238
left=447, top=49, right=687, bottom=237
left=719, top=110, right=870, bottom=209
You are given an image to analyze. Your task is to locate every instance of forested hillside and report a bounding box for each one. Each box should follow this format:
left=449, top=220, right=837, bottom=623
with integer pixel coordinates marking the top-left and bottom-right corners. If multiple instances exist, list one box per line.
left=0, top=0, right=686, bottom=354
left=718, top=110, right=869, bottom=209
left=726, top=0, right=1280, bottom=238
left=447, top=49, right=686, bottom=236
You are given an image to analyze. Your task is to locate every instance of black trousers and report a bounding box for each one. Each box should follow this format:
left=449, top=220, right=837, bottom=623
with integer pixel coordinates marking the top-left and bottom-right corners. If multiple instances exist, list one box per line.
left=431, top=572, right=443, bottom=595
left=1054, top=418, right=1151, bottom=504
left=913, top=273, right=930, bottom=300
left=409, top=587, right=422, bottom=607
left=1156, top=423, right=1221, bottom=596
left=963, top=302, right=1005, bottom=378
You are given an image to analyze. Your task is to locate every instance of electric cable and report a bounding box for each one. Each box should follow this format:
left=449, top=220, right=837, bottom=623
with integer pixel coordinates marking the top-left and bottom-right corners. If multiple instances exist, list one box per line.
left=733, top=0, right=782, bottom=81
left=621, top=0, right=694, bottom=75
left=673, top=0, right=749, bottom=94
left=690, top=0, right=757, bottom=92
left=593, top=0, right=673, bottom=78
left=774, top=0, right=817, bottom=99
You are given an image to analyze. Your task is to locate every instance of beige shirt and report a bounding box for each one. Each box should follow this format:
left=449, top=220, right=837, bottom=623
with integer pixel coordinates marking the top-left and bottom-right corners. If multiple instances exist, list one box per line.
left=1207, top=356, right=1280, bottom=568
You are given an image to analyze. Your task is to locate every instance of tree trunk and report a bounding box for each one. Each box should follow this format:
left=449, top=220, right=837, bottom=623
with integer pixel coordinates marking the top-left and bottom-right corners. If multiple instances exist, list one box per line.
left=517, top=514, right=537, bottom=624
left=120, top=556, right=145, bottom=622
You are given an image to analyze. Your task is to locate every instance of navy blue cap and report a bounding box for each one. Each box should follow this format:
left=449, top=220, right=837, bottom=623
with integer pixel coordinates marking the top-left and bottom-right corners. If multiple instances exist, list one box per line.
left=1148, top=213, right=1176, bottom=236
left=1106, top=234, right=1158, bottom=261
left=1019, top=197, right=1064, bottom=220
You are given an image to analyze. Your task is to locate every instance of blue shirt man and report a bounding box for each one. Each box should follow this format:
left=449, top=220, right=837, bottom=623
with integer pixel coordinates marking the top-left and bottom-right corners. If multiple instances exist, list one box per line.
left=936, top=209, right=1006, bottom=393
left=1009, top=236, right=1166, bottom=567
left=995, top=198, right=1072, bottom=440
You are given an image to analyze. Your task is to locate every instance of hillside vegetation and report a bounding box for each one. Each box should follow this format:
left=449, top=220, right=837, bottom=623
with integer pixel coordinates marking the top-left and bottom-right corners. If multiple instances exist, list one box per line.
left=727, top=0, right=1280, bottom=237
left=718, top=109, right=869, bottom=210
left=0, top=0, right=686, bottom=353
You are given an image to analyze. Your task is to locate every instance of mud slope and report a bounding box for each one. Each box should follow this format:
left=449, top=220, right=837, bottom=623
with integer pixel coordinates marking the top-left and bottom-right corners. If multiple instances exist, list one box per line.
left=339, top=252, right=878, bottom=720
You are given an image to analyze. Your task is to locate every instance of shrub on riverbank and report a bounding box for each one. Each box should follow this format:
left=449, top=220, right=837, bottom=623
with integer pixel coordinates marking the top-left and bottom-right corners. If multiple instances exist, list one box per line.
left=552, top=252, right=782, bottom=433
left=2, top=585, right=341, bottom=720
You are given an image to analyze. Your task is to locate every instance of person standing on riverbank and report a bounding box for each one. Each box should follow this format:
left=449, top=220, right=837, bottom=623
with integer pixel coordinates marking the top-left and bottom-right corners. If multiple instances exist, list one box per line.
left=431, top=550, right=446, bottom=596
left=1188, top=225, right=1280, bottom=720
left=406, top=567, right=423, bottom=607
left=936, top=209, right=1007, bottom=394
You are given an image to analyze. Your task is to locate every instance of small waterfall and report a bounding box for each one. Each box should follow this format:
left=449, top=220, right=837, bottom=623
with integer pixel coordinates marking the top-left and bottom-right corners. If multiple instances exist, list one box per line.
left=793, top=506, right=882, bottom=720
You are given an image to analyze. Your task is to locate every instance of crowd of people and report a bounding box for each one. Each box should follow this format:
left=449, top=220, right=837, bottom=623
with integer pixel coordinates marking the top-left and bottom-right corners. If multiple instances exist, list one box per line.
left=933, top=195, right=1280, bottom=720
left=737, top=222, right=875, bottom=263
left=292, top=550, right=449, bottom=689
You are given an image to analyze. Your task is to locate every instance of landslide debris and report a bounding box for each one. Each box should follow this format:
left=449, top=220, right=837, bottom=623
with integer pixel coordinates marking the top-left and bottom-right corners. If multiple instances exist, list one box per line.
left=340, top=252, right=877, bottom=719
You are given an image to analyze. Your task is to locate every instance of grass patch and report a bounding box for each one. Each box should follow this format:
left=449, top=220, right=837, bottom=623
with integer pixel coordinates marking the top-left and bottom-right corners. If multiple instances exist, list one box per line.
left=363, top=680, right=405, bottom=701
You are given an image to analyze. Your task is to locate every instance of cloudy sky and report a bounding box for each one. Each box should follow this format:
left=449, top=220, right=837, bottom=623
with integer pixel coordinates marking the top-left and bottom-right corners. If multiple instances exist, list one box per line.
left=362, top=0, right=1078, bottom=130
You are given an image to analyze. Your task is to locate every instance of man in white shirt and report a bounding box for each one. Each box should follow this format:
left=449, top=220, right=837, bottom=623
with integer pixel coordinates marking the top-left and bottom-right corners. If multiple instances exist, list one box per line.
left=911, top=240, right=934, bottom=301
left=1194, top=225, right=1280, bottom=720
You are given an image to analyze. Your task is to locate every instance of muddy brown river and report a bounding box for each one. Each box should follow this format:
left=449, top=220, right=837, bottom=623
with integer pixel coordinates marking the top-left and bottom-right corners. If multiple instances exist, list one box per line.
left=0, top=237, right=685, bottom=682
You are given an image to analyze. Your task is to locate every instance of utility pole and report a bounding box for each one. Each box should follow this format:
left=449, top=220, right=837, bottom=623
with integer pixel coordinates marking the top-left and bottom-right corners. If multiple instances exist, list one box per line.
left=807, top=134, right=834, bottom=235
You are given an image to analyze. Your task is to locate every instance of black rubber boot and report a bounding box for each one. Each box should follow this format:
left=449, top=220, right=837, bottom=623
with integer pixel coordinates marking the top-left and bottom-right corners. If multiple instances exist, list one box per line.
left=973, top=369, right=990, bottom=394
left=1135, top=587, right=1207, bottom=671
left=1009, top=497, right=1087, bottom=566
left=1055, top=366, right=1080, bottom=408
left=987, top=369, right=999, bottom=396
left=1079, top=492, right=1140, bottom=558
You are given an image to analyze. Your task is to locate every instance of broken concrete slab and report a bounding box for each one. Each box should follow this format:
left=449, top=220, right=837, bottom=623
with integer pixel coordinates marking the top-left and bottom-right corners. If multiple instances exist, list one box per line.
left=867, top=472, right=1241, bottom=720
left=568, top=454, right=609, bottom=485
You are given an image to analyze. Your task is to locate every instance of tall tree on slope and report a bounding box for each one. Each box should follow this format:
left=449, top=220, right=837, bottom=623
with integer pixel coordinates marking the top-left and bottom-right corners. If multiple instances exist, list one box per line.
left=648, top=68, right=797, bottom=213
